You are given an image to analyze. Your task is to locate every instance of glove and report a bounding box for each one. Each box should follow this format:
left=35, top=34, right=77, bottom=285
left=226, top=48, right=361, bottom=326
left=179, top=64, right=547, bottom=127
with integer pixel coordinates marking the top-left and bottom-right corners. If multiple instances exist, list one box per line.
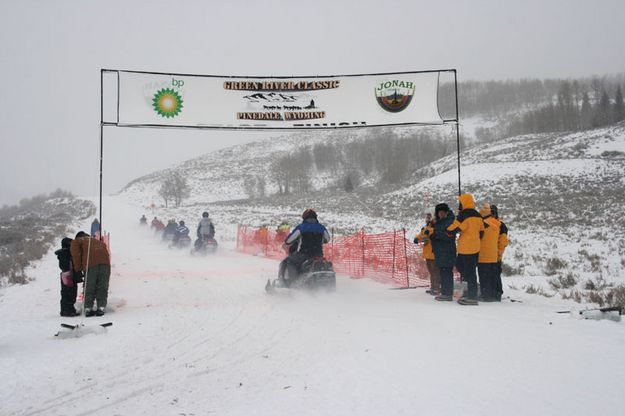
left=73, top=271, right=84, bottom=284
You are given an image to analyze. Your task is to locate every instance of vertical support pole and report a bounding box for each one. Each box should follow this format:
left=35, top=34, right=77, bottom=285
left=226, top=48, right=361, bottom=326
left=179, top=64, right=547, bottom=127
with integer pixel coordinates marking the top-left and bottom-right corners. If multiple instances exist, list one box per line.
left=392, top=229, right=396, bottom=280
left=330, top=227, right=334, bottom=262
left=403, top=228, right=409, bottom=287
left=99, top=69, right=104, bottom=239
left=361, top=229, right=365, bottom=278
left=454, top=69, right=462, bottom=196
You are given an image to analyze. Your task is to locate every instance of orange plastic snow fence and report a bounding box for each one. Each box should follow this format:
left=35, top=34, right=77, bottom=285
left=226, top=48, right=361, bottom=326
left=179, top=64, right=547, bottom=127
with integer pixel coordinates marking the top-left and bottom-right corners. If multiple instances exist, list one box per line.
left=236, top=224, right=430, bottom=288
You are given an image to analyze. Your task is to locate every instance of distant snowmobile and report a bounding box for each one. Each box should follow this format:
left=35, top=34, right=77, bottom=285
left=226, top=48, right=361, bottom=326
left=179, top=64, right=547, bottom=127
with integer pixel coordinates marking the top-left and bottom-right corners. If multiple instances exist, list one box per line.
left=169, top=234, right=192, bottom=249
left=191, top=236, right=219, bottom=255
left=266, top=256, right=336, bottom=293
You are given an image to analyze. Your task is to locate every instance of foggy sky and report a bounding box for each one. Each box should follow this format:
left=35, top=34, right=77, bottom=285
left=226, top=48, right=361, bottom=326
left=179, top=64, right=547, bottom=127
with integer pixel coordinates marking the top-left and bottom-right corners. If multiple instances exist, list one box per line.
left=1, top=0, right=624, bottom=206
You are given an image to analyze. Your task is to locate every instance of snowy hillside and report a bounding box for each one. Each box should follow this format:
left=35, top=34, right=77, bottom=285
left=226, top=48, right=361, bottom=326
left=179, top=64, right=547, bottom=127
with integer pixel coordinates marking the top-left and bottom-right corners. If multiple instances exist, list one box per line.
left=118, top=122, right=625, bottom=306
left=380, top=123, right=625, bottom=301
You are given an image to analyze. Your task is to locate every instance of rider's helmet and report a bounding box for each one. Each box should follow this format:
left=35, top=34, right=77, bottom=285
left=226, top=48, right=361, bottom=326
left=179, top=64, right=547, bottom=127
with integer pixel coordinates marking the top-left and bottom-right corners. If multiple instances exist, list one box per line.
left=302, top=208, right=317, bottom=220
left=202, top=211, right=209, bottom=218
left=179, top=221, right=185, bottom=226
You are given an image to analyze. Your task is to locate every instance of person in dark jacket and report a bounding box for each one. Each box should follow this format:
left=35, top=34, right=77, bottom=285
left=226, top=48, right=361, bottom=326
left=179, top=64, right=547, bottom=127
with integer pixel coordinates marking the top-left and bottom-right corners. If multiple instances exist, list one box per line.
left=55, top=237, right=79, bottom=316
left=425, top=203, right=457, bottom=301
left=284, top=209, right=331, bottom=284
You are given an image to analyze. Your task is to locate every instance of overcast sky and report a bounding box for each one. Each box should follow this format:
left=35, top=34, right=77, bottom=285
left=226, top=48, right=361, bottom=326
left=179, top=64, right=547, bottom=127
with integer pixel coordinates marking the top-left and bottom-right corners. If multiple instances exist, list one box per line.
left=1, top=0, right=624, bottom=206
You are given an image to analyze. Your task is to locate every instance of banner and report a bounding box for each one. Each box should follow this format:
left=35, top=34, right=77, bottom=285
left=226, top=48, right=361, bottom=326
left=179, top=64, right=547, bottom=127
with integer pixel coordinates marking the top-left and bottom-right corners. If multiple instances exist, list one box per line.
left=113, top=70, right=449, bottom=129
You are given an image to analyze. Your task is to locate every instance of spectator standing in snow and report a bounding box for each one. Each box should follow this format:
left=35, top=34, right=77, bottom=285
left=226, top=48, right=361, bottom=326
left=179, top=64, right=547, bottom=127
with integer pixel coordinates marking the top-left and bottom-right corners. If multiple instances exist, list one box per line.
left=426, top=204, right=457, bottom=301
left=414, top=213, right=440, bottom=295
left=447, top=193, right=484, bottom=305
left=478, top=203, right=502, bottom=302
left=491, top=204, right=509, bottom=301
left=54, top=237, right=80, bottom=316
left=90, top=218, right=100, bottom=237
left=71, top=231, right=111, bottom=317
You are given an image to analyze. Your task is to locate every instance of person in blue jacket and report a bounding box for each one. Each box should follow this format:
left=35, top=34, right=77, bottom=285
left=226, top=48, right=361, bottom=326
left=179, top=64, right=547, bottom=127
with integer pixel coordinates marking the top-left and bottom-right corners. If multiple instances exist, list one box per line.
left=284, top=209, right=331, bottom=284
left=425, top=203, right=457, bottom=301
left=90, top=218, right=100, bottom=237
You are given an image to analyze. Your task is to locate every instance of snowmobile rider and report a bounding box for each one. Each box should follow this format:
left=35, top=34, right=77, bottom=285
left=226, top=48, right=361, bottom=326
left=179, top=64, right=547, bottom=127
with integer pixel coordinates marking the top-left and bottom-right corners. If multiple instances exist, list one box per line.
left=283, top=209, right=331, bottom=282
left=140, top=214, right=147, bottom=225
left=162, top=219, right=178, bottom=239
left=172, top=220, right=190, bottom=244
left=195, top=211, right=215, bottom=249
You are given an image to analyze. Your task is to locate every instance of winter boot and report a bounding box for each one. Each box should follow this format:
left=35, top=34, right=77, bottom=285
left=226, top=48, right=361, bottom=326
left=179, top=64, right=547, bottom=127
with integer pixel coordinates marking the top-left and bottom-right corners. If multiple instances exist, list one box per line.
left=457, top=297, right=479, bottom=306
left=95, top=307, right=105, bottom=317
left=85, top=308, right=96, bottom=317
left=435, top=295, right=453, bottom=301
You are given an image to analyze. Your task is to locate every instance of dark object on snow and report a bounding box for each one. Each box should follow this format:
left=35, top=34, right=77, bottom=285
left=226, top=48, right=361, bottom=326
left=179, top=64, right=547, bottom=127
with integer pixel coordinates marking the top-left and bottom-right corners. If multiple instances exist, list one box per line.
left=266, top=257, right=336, bottom=293
left=556, top=306, right=623, bottom=315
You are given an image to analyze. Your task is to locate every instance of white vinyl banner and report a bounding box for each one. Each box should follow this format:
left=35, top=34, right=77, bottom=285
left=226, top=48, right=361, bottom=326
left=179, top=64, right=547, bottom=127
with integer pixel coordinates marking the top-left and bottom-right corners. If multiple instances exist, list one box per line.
left=115, top=70, right=446, bottom=129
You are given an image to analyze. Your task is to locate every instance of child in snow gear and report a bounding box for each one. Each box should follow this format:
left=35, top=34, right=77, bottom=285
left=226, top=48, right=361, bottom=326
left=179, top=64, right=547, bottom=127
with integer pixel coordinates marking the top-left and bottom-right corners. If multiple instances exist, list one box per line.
left=283, top=209, right=331, bottom=286
left=426, top=204, right=457, bottom=301
left=71, top=231, right=111, bottom=317
left=447, top=194, right=484, bottom=305
left=478, top=203, right=503, bottom=302
left=55, top=237, right=79, bottom=317
left=415, top=213, right=440, bottom=295
left=90, top=218, right=100, bottom=237
left=491, top=205, right=509, bottom=301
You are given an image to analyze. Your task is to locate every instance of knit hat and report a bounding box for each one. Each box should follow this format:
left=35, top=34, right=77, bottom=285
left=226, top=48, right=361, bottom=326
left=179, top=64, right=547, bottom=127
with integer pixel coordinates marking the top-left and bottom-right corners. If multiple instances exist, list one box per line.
left=435, top=203, right=450, bottom=216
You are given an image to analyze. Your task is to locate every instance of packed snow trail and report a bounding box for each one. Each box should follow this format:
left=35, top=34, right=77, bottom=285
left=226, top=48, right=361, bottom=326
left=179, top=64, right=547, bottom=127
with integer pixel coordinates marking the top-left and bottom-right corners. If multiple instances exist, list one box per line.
left=1, top=197, right=624, bottom=416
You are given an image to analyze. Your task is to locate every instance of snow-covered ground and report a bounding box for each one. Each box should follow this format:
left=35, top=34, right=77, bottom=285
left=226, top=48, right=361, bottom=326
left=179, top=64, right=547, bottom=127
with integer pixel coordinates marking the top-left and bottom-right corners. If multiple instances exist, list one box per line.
left=1, top=196, right=624, bottom=416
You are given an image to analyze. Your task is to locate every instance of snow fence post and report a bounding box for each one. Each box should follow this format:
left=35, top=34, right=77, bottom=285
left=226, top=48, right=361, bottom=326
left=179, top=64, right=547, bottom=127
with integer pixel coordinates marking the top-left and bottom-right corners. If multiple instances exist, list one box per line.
left=392, top=229, right=396, bottom=280
left=403, top=228, right=409, bottom=287
left=361, top=229, right=365, bottom=278
left=330, top=228, right=334, bottom=262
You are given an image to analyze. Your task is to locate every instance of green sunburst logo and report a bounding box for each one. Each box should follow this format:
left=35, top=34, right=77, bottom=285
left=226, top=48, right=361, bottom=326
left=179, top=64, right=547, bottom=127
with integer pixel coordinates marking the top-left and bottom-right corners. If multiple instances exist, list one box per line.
left=152, top=88, right=183, bottom=118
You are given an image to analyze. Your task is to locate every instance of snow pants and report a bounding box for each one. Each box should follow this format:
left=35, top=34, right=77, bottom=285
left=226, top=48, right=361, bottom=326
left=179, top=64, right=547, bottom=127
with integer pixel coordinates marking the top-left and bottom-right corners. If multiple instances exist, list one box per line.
left=425, top=259, right=440, bottom=292
left=60, top=280, right=77, bottom=315
left=478, top=263, right=498, bottom=300
left=286, top=252, right=309, bottom=282
left=494, top=261, right=504, bottom=301
left=84, top=264, right=111, bottom=310
left=439, top=266, right=454, bottom=297
left=456, top=253, right=479, bottom=300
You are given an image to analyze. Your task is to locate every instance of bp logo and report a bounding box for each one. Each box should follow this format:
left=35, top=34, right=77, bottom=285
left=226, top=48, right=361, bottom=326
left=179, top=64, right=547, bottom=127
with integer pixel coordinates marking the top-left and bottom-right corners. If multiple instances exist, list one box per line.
left=152, top=88, right=183, bottom=118
left=375, top=80, right=415, bottom=113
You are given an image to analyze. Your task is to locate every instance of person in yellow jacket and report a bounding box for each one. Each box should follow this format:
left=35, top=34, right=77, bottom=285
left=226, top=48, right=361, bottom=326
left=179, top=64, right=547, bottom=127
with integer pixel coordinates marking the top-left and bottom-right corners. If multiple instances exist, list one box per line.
left=491, top=204, right=509, bottom=301
left=414, top=213, right=440, bottom=295
left=478, top=203, right=502, bottom=302
left=447, top=193, right=484, bottom=305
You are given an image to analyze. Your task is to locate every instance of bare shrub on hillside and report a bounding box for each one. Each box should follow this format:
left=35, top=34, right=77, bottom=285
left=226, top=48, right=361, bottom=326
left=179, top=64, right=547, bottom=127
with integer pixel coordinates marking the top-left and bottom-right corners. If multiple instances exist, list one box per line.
left=544, top=257, right=567, bottom=276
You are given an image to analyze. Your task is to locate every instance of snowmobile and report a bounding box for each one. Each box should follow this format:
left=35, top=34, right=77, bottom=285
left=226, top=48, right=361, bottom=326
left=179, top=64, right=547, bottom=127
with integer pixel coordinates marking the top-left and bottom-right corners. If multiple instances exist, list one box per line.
left=169, top=234, right=192, bottom=249
left=191, top=236, right=219, bottom=255
left=265, top=256, right=336, bottom=293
